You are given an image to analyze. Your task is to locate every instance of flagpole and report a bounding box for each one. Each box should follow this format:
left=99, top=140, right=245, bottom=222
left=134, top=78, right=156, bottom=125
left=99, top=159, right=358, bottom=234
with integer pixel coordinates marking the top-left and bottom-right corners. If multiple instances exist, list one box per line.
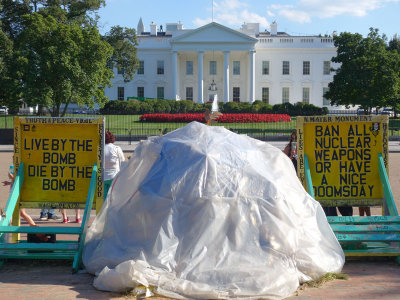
left=212, top=0, right=214, bottom=22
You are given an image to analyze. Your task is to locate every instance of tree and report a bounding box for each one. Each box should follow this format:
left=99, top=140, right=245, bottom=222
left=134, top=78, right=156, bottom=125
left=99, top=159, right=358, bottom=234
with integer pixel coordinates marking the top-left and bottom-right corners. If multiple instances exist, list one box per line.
left=14, top=13, right=113, bottom=116
left=387, top=34, right=400, bottom=117
left=0, top=0, right=31, bottom=40
left=0, top=0, right=17, bottom=108
left=1, top=0, right=139, bottom=116
left=388, top=34, right=400, bottom=54
left=325, top=28, right=400, bottom=113
left=103, top=26, right=139, bottom=82
left=0, top=0, right=105, bottom=32
left=0, top=27, right=13, bottom=106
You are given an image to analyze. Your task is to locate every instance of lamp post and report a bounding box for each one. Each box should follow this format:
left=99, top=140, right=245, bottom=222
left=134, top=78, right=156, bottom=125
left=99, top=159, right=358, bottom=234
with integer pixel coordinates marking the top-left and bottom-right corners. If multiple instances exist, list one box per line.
left=208, top=79, right=217, bottom=92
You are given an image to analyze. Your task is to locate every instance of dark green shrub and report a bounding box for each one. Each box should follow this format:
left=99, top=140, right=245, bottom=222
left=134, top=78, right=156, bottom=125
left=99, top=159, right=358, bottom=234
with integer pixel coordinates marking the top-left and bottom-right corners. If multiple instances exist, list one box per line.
left=100, top=100, right=127, bottom=114
left=192, top=103, right=206, bottom=113
left=259, top=103, right=273, bottom=113
left=139, top=102, right=154, bottom=114
left=125, top=100, right=141, bottom=114
left=153, top=100, right=171, bottom=113
left=221, top=102, right=239, bottom=113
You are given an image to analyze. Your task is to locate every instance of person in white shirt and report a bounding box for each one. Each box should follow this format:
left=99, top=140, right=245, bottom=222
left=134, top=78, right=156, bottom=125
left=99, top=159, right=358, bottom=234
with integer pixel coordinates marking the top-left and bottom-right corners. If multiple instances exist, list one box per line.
left=104, top=131, right=125, bottom=198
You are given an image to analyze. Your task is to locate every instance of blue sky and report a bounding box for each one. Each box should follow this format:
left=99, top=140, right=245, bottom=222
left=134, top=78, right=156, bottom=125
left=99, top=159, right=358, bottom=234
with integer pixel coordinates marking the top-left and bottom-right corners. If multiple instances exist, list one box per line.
left=98, top=0, right=400, bottom=39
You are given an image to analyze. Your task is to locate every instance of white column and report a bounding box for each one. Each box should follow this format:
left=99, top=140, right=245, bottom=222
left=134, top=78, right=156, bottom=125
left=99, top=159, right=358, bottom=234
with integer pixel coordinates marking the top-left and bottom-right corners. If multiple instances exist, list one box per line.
left=197, top=51, right=204, bottom=103
left=249, top=50, right=255, bottom=103
left=224, top=51, right=230, bottom=103
left=172, top=51, right=178, bottom=100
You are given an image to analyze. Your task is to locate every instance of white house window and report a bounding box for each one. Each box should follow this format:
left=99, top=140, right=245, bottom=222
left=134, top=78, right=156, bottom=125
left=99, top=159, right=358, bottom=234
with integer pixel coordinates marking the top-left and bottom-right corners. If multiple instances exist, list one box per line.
left=323, top=61, right=331, bottom=75
left=137, top=61, right=144, bottom=74
left=157, top=87, right=164, bottom=99
left=262, top=87, right=269, bottom=103
left=157, top=60, right=164, bottom=75
left=302, top=87, right=310, bottom=103
left=186, top=61, right=193, bottom=75
left=210, top=61, right=217, bottom=75
left=262, top=61, right=269, bottom=75
left=282, top=87, right=289, bottom=103
left=323, top=87, right=330, bottom=105
left=186, top=87, right=193, bottom=100
left=233, top=61, right=240, bottom=75
left=282, top=61, right=290, bottom=75
left=117, top=87, right=124, bottom=100
left=303, top=61, right=310, bottom=75
left=137, top=86, right=144, bottom=98
left=233, top=87, right=240, bottom=102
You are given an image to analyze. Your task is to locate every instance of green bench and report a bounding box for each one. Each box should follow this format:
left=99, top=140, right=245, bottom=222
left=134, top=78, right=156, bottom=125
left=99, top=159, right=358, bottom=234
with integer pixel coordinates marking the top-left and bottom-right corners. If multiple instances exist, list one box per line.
left=304, top=154, right=400, bottom=263
left=0, top=162, right=97, bottom=272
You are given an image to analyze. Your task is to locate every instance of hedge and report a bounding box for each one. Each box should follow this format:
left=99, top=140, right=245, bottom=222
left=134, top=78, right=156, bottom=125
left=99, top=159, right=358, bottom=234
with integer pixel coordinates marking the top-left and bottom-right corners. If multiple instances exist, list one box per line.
left=101, top=99, right=327, bottom=116
left=140, top=113, right=291, bottom=123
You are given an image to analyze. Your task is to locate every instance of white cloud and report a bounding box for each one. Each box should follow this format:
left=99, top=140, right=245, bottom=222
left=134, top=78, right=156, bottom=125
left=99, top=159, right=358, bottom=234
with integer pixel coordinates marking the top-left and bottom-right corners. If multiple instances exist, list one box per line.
left=269, top=0, right=400, bottom=23
left=280, top=9, right=311, bottom=23
left=193, top=0, right=269, bottom=28
left=214, top=0, right=247, bottom=12
left=267, top=10, right=276, bottom=18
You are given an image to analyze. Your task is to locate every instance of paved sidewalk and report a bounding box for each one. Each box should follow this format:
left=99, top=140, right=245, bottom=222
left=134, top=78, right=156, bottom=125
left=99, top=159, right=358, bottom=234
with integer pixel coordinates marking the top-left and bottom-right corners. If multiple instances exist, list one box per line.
left=0, top=257, right=399, bottom=300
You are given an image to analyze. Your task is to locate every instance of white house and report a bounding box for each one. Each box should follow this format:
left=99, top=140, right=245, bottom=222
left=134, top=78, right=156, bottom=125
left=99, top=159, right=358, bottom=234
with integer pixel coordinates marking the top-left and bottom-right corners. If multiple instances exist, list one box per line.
left=105, top=20, right=340, bottom=108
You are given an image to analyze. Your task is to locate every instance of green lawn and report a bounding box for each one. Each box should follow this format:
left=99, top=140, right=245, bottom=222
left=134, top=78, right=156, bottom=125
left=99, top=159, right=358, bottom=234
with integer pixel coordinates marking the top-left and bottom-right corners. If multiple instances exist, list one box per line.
left=0, top=115, right=14, bottom=129
left=98, top=115, right=297, bottom=136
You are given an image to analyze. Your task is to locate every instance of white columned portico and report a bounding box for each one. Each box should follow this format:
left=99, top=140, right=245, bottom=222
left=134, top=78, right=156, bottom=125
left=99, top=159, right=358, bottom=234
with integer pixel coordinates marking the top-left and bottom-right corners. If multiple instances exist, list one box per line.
left=172, top=51, right=178, bottom=100
left=249, top=50, right=255, bottom=103
left=223, top=51, right=230, bottom=103
left=198, top=51, right=204, bottom=103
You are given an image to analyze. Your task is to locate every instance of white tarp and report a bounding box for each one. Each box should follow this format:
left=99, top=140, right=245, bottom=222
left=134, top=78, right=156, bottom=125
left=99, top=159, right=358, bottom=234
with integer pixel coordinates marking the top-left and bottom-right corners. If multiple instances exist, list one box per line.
left=83, top=122, right=344, bottom=299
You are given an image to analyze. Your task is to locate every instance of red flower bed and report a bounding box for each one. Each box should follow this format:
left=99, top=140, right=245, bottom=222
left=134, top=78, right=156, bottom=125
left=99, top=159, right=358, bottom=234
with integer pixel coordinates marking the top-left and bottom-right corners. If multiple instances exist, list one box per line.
left=217, top=113, right=291, bottom=123
left=140, top=113, right=205, bottom=123
left=140, top=113, right=291, bottom=123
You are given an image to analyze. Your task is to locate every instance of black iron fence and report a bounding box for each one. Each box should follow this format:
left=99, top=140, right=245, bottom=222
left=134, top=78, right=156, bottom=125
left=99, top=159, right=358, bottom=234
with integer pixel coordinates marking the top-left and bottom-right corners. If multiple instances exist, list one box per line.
left=1, top=114, right=399, bottom=143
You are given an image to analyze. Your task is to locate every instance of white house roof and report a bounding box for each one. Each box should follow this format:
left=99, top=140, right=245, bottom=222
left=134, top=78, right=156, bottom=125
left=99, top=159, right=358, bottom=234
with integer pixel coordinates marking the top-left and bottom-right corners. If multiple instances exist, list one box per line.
left=170, top=22, right=257, bottom=52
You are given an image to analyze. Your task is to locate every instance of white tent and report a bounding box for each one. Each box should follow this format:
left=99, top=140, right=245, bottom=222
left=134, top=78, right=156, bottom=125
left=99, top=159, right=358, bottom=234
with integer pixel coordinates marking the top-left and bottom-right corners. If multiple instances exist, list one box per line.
left=83, top=122, right=344, bottom=299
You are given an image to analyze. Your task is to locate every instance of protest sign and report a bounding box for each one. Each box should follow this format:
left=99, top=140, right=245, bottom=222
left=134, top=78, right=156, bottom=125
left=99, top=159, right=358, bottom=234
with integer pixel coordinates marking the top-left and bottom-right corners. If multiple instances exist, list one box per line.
left=297, top=115, right=389, bottom=206
left=14, top=117, right=104, bottom=210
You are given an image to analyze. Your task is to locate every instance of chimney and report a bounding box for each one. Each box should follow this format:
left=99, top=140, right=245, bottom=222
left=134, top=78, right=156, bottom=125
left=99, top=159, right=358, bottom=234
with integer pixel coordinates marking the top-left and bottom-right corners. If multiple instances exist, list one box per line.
left=270, top=21, right=277, bottom=36
left=150, top=22, right=157, bottom=36
left=177, top=21, right=183, bottom=31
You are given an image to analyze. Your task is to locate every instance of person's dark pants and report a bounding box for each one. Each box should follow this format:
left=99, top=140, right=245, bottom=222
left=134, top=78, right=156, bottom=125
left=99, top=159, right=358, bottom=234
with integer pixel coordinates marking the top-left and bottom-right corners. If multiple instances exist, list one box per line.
left=338, top=206, right=353, bottom=216
left=323, top=206, right=353, bottom=216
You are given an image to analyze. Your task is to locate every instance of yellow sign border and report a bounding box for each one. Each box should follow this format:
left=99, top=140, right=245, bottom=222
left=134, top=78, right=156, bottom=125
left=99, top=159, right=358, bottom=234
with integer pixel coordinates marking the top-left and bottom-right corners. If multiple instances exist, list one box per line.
left=297, top=115, right=389, bottom=207
left=13, top=117, right=104, bottom=211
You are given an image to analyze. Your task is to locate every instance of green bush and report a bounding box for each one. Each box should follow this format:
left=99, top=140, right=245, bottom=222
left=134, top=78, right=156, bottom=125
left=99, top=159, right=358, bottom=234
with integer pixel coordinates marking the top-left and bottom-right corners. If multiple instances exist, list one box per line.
left=153, top=100, right=171, bottom=113
left=125, top=100, right=141, bottom=114
left=100, top=98, right=327, bottom=116
left=100, top=100, right=128, bottom=114
left=139, top=102, right=154, bottom=114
